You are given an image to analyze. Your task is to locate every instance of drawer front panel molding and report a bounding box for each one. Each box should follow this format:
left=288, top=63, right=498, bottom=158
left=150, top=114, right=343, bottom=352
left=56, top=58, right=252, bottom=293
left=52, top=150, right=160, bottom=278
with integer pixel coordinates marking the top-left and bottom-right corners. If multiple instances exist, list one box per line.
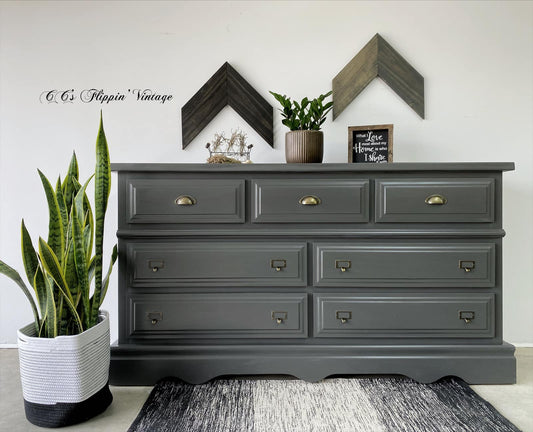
left=112, top=163, right=515, bottom=385
left=129, top=241, right=307, bottom=287
left=314, top=242, right=495, bottom=287
left=375, top=178, right=495, bottom=223
left=127, top=178, right=245, bottom=224
left=252, top=179, right=369, bottom=223
left=130, top=293, right=307, bottom=338
left=313, top=293, right=495, bottom=338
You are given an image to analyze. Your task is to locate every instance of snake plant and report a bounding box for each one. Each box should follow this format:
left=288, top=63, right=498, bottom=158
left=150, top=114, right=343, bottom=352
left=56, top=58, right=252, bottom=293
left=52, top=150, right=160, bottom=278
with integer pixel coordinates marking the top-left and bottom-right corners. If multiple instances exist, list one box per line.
left=0, top=114, right=117, bottom=337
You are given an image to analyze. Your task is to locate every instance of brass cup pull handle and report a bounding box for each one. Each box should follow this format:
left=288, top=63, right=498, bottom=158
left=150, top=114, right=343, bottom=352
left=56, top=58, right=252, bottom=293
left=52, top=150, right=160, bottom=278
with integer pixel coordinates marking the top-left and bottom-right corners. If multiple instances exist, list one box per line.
left=299, top=195, right=321, bottom=206
left=425, top=194, right=447, bottom=205
left=175, top=195, right=196, bottom=206
left=151, top=319, right=158, bottom=325
left=340, top=318, right=348, bottom=324
left=276, top=318, right=283, bottom=324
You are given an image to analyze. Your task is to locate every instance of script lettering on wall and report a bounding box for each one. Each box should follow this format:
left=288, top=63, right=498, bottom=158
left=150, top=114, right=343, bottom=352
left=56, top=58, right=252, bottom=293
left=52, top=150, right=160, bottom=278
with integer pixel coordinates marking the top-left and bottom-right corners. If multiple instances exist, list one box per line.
left=333, top=34, right=424, bottom=120
left=181, top=62, right=273, bottom=149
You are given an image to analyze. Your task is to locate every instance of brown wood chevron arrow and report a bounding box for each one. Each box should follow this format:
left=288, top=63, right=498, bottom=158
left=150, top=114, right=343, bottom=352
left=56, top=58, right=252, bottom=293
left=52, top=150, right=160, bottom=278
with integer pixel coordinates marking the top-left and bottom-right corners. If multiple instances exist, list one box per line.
left=332, top=34, right=425, bottom=119
left=181, top=62, right=273, bottom=149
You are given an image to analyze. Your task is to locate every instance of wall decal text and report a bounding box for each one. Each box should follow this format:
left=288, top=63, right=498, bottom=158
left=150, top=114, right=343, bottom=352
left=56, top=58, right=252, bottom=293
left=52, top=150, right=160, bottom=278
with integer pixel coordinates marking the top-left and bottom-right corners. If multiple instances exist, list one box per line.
left=40, top=89, right=174, bottom=104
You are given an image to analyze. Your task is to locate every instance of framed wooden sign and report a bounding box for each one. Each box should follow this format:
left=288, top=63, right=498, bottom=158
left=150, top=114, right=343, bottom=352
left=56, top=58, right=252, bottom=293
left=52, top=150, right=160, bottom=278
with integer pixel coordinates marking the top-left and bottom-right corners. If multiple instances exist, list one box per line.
left=348, top=124, right=393, bottom=163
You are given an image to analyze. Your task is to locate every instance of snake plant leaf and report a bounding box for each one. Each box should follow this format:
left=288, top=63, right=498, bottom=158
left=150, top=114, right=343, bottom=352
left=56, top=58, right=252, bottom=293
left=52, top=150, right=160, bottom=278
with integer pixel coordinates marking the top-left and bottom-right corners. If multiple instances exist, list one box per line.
left=87, top=256, right=96, bottom=285
left=33, top=267, right=47, bottom=319
left=99, top=244, right=118, bottom=307
left=72, top=204, right=91, bottom=329
left=83, top=224, right=92, bottom=262
left=39, top=238, right=83, bottom=333
left=91, top=113, right=111, bottom=325
left=74, top=175, right=94, bottom=226
left=38, top=238, right=72, bottom=303
left=38, top=170, right=65, bottom=264
left=63, top=232, right=79, bottom=305
left=62, top=152, right=79, bottom=210
left=83, top=193, right=94, bottom=261
left=0, top=260, right=40, bottom=334
left=21, top=220, right=39, bottom=287
left=44, top=276, right=57, bottom=338
left=55, top=176, right=68, bottom=245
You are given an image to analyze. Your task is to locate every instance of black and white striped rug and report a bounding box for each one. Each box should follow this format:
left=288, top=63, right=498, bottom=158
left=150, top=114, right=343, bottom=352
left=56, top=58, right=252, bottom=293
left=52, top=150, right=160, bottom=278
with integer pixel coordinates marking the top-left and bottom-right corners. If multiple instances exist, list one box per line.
left=128, top=377, right=519, bottom=432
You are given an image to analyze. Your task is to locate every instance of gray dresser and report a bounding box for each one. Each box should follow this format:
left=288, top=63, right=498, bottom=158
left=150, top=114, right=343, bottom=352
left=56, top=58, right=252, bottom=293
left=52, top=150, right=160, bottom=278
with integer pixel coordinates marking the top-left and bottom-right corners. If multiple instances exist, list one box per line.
left=110, top=163, right=515, bottom=385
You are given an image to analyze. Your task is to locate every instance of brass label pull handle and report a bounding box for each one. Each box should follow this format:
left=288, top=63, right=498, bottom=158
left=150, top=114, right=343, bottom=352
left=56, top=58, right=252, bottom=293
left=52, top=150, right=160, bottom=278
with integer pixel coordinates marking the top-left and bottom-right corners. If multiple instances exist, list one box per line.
left=272, top=311, right=288, bottom=324
left=335, top=260, right=352, bottom=272
left=425, top=194, right=447, bottom=205
left=148, top=312, right=163, bottom=325
left=336, top=311, right=352, bottom=324
left=459, top=311, right=475, bottom=324
left=459, top=260, right=475, bottom=272
left=175, top=195, right=196, bottom=206
left=149, top=260, right=164, bottom=273
left=299, top=195, right=321, bottom=206
left=271, top=259, right=287, bottom=272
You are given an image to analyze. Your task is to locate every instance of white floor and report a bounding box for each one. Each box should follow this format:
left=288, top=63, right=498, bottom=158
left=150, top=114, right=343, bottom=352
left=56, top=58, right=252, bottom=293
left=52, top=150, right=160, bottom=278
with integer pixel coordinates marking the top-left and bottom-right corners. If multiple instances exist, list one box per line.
left=1, top=348, right=532, bottom=432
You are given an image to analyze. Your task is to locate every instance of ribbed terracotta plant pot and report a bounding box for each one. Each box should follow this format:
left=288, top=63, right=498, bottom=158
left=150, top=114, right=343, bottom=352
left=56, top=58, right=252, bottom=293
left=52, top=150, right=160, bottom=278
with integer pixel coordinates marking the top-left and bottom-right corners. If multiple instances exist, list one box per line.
left=285, top=130, right=324, bottom=163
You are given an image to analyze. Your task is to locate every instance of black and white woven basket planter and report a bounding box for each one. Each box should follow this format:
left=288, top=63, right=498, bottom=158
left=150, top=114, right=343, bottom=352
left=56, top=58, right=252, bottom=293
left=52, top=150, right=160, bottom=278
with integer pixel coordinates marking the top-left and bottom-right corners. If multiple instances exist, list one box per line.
left=17, top=311, right=113, bottom=428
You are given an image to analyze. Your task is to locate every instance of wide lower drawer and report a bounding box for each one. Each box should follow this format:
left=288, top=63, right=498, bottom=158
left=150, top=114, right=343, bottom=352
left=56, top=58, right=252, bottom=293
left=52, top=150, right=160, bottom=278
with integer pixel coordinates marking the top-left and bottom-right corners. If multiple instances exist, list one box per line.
left=314, top=293, right=495, bottom=338
left=375, top=178, right=495, bottom=223
left=314, top=242, right=495, bottom=287
left=126, top=178, right=245, bottom=224
left=129, top=293, right=307, bottom=338
left=252, top=179, right=369, bottom=223
left=128, top=241, right=307, bottom=286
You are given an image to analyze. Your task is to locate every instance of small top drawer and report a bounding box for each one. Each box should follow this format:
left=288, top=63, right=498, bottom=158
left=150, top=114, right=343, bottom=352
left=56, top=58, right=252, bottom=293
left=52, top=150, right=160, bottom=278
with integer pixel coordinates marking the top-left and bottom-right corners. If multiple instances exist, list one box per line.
left=252, top=179, right=369, bottom=223
left=375, top=178, right=495, bottom=223
left=126, top=178, right=245, bottom=224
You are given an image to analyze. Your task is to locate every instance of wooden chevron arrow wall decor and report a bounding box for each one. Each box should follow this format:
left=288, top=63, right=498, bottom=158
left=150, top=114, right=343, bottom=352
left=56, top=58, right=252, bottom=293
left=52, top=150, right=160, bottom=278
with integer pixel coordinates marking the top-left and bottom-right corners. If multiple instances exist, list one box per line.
left=181, top=62, right=273, bottom=149
left=332, top=33, right=425, bottom=119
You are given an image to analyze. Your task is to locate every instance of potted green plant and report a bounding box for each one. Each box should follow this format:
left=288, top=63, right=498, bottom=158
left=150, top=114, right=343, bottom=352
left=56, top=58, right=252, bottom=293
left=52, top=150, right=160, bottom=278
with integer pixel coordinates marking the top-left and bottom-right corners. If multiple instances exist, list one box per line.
left=0, top=114, right=117, bottom=428
left=269, top=90, right=333, bottom=163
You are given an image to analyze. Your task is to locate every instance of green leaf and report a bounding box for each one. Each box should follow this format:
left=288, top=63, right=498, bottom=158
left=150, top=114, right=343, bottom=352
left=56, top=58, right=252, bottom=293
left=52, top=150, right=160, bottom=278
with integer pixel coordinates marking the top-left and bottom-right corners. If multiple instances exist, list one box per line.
left=98, top=244, right=118, bottom=308
left=38, top=238, right=83, bottom=333
left=74, top=175, right=94, bottom=226
left=44, top=276, right=57, bottom=338
left=21, top=220, right=39, bottom=288
left=0, top=260, right=40, bottom=334
left=72, top=205, right=91, bottom=329
left=63, top=219, right=78, bottom=304
left=90, top=113, right=111, bottom=325
left=33, top=267, right=47, bottom=319
left=38, top=170, right=65, bottom=264
left=55, top=176, right=69, bottom=246
left=62, top=152, right=79, bottom=209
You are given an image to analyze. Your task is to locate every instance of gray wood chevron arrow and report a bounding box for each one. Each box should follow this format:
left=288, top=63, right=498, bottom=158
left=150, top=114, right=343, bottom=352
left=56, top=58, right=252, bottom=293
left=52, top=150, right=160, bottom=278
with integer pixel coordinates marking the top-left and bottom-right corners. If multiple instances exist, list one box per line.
left=181, top=62, right=273, bottom=149
left=332, top=34, right=424, bottom=119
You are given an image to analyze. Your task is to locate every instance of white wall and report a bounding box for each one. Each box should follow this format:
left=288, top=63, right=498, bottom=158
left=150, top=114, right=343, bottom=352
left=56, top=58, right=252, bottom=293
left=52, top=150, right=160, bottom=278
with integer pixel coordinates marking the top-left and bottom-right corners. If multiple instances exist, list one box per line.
left=1, top=1, right=532, bottom=344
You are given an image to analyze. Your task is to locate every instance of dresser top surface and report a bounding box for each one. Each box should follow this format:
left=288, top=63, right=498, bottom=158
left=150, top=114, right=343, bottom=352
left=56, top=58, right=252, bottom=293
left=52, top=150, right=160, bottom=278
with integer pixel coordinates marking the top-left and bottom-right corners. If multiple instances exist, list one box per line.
left=111, top=162, right=515, bottom=173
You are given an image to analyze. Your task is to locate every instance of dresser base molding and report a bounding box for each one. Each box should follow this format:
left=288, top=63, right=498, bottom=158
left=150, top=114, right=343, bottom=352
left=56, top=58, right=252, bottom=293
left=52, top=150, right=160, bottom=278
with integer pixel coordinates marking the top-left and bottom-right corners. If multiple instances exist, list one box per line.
left=110, top=343, right=516, bottom=385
